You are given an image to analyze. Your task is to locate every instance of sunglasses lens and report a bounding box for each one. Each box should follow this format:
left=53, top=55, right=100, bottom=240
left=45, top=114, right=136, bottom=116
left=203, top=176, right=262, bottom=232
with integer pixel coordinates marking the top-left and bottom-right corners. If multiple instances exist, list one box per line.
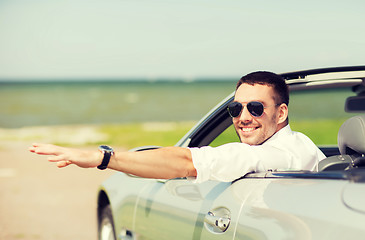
left=247, top=101, right=264, bottom=117
left=227, top=102, right=242, bottom=117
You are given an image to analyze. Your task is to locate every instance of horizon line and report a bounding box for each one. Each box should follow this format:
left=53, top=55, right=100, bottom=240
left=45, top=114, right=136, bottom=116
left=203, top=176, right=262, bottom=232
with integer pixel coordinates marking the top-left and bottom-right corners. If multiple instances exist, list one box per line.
left=0, top=77, right=238, bottom=84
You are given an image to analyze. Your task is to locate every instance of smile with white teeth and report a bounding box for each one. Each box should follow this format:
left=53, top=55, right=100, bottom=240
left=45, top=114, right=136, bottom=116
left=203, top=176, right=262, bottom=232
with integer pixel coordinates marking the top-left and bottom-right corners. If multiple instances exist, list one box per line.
left=241, top=127, right=258, bottom=132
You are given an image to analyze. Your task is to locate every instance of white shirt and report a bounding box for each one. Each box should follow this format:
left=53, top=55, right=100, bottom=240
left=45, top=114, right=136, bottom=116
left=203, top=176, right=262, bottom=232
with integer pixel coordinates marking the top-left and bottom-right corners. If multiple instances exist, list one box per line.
left=188, top=125, right=326, bottom=183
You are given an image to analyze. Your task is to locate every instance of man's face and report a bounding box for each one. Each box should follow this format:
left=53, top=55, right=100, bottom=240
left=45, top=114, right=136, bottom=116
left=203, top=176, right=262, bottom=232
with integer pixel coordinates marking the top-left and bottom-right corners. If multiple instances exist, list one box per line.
left=233, top=83, right=281, bottom=145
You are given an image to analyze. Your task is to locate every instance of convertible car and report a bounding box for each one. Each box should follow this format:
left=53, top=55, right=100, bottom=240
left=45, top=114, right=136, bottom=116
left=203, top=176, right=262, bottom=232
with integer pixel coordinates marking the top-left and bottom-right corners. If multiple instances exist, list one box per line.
left=97, top=66, right=365, bottom=240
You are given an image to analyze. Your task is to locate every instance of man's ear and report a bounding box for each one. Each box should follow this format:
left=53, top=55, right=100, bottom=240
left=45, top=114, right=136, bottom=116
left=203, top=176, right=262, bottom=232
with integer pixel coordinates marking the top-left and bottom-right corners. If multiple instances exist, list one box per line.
left=277, top=103, right=288, bottom=124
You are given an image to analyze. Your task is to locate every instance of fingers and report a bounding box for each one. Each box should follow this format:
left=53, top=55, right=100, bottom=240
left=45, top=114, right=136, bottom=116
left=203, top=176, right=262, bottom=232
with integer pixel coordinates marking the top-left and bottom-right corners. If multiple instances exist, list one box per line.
left=28, top=143, right=39, bottom=153
left=30, top=143, right=73, bottom=168
left=29, top=143, right=62, bottom=156
left=29, top=143, right=98, bottom=169
left=48, top=155, right=69, bottom=163
left=56, top=160, right=72, bottom=168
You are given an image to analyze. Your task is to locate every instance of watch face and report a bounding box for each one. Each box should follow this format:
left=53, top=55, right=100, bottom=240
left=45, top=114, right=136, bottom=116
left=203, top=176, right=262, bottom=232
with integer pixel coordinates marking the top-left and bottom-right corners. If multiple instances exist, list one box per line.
left=99, top=145, right=113, bottom=152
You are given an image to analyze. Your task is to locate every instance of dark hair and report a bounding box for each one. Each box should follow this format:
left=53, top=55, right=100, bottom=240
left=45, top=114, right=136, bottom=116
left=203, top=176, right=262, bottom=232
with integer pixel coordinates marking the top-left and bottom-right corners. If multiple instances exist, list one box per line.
left=236, top=71, right=289, bottom=106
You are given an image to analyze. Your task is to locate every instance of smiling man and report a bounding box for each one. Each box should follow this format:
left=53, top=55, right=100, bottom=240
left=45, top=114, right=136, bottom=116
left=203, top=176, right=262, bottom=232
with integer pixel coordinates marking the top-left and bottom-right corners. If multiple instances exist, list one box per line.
left=29, top=71, right=325, bottom=183
left=232, top=71, right=289, bottom=145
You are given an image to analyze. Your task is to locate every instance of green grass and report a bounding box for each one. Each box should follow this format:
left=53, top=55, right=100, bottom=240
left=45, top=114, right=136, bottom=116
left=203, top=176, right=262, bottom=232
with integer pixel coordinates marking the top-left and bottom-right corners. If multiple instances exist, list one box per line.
left=96, top=121, right=196, bottom=149
left=210, top=119, right=346, bottom=147
left=93, top=118, right=345, bottom=149
left=290, top=118, right=346, bottom=146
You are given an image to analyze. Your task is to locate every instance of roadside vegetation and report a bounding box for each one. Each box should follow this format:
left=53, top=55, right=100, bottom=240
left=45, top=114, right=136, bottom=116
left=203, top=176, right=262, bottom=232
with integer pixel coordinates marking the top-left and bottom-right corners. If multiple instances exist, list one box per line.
left=97, top=118, right=344, bottom=149
left=0, top=119, right=345, bottom=150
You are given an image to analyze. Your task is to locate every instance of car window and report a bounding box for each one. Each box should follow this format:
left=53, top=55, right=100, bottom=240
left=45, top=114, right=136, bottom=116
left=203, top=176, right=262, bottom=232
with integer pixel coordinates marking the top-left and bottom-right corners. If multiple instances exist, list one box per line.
left=209, top=124, right=238, bottom=147
left=289, top=87, right=357, bottom=146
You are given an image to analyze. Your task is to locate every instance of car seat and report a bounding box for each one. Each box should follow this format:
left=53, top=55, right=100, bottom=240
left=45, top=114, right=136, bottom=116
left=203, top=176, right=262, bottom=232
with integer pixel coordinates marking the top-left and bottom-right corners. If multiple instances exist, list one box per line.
left=318, top=115, right=365, bottom=171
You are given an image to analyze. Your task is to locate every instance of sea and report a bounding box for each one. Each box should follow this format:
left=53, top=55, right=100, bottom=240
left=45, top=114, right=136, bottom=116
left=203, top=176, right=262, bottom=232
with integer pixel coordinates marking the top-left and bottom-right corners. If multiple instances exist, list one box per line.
left=0, top=79, right=237, bottom=128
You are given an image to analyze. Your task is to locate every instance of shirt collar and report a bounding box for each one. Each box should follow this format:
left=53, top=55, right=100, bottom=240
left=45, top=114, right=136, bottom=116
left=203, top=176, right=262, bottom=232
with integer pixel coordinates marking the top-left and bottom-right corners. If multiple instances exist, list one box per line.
left=263, top=124, right=292, bottom=145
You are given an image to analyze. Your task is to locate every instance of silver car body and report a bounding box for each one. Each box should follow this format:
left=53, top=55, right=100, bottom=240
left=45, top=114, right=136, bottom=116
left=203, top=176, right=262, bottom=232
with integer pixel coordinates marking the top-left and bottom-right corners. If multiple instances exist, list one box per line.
left=97, top=66, right=365, bottom=240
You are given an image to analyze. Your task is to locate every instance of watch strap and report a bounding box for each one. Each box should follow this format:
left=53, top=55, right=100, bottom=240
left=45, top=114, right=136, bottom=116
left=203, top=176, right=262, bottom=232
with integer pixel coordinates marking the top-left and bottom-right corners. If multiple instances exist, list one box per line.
left=97, top=151, right=111, bottom=170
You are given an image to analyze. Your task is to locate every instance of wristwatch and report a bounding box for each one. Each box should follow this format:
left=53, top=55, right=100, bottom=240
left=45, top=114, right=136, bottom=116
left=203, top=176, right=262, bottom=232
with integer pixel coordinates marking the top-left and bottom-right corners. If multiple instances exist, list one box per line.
left=97, top=145, right=114, bottom=170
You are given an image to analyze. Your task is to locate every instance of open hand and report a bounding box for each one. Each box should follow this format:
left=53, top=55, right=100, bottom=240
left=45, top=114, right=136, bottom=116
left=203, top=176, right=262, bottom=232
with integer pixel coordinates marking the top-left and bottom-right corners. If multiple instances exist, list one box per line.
left=29, top=143, right=102, bottom=168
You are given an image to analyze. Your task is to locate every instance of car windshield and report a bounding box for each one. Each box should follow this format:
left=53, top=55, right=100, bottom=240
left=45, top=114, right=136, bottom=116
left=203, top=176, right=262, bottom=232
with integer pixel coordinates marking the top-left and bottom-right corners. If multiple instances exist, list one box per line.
left=210, top=86, right=358, bottom=147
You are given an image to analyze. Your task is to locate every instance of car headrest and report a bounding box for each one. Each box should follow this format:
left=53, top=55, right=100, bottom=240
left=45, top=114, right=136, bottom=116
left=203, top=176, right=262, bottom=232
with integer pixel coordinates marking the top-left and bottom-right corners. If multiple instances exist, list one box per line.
left=338, top=115, right=365, bottom=155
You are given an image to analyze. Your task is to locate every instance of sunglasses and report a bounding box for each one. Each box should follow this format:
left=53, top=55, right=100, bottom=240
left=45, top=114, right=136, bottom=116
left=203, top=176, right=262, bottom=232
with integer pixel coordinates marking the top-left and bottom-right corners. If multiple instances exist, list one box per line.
left=227, top=101, right=280, bottom=118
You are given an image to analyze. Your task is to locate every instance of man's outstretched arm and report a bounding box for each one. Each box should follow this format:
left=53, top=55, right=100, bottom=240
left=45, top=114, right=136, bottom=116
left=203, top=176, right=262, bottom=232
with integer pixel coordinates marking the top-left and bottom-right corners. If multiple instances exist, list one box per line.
left=29, top=143, right=197, bottom=179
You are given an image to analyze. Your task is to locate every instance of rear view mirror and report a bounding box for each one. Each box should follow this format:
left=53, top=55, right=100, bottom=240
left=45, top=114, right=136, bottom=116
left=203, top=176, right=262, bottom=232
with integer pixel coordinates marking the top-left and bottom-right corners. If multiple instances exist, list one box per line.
left=345, top=96, right=365, bottom=112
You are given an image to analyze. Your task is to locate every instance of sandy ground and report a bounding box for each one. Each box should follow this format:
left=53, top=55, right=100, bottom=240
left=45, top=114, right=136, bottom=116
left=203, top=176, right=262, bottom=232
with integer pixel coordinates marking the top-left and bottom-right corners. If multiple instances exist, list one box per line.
left=0, top=127, right=118, bottom=240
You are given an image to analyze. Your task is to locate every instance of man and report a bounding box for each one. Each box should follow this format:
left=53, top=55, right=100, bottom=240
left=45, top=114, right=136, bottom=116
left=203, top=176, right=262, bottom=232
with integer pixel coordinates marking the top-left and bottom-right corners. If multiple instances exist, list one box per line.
left=29, top=71, right=325, bottom=183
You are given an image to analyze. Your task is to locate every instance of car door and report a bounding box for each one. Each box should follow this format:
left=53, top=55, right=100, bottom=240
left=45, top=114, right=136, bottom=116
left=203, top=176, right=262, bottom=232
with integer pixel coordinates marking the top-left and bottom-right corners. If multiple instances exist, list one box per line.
left=131, top=170, right=365, bottom=240
left=133, top=178, right=244, bottom=240
left=232, top=172, right=365, bottom=240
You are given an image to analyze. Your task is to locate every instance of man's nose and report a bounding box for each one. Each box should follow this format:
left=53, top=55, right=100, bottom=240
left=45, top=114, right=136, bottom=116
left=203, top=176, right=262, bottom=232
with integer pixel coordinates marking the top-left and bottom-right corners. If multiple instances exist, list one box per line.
left=238, top=105, right=253, bottom=122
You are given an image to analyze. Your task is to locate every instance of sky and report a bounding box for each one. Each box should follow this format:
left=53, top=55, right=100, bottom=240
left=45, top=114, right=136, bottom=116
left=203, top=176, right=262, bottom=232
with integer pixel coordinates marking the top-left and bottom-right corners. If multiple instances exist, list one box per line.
left=0, top=0, right=364, bottom=80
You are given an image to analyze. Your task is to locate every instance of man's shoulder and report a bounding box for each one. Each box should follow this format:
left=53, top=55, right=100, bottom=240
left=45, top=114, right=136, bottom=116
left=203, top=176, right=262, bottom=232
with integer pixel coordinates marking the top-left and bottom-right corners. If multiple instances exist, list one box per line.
left=265, top=125, right=292, bottom=143
left=272, top=124, right=320, bottom=150
left=266, top=124, right=316, bottom=146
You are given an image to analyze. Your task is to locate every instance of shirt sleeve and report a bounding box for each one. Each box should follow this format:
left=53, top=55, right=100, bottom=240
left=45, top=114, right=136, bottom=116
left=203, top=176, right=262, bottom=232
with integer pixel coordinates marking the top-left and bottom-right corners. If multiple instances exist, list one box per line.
left=188, top=143, right=293, bottom=183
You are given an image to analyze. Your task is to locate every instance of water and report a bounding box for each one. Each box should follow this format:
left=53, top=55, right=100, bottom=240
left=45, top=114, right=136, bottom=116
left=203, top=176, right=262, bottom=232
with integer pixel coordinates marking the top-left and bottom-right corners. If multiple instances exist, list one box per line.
left=0, top=80, right=355, bottom=129
left=0, top=80, right=236, bottom=128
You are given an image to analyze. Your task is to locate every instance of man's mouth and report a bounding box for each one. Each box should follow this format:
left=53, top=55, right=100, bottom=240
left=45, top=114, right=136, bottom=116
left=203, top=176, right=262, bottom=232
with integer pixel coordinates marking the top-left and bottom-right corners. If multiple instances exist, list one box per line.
left=240, top=126, right=259, bottom=133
